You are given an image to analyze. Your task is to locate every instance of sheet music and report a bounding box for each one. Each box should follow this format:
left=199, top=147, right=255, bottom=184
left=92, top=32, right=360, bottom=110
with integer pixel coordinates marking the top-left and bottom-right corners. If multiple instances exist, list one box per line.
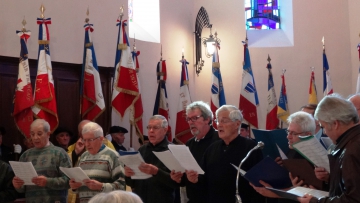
left=153, top=151, right=186, bottom=173
left=118, top=153, right=152, bottom=179
left=276, top=144, right=288, bottom=160
left=168, top=145, right=204, bottom=174
left=9, top=161, right=38, bottom=185
left=60, top=167, right=89, bottom=185
left=287, top=186, right=329, bottom=199
left=292, top=136, right=330, bottom=172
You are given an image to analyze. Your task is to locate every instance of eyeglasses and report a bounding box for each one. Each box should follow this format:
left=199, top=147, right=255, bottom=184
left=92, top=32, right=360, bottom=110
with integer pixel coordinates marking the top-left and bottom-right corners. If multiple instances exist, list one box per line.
left=285, top=129, right=306, bottom=136
left=185, top=115, right=203, bottom=122
left=146, top=125, right=162, bottom=130
left=82, top=137, right=100, bottom=143
left=214, top=118, right=233, bottom=124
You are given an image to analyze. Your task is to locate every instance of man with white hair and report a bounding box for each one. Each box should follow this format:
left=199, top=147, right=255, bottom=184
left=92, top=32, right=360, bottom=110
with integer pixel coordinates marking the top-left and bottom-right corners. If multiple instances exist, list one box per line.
left=125, top=115, right=179, bottom=203
left=12, top=119, right=72, bottom=203
left=69, top=122, right=125, bottom=203
left=298, top=94, right=360, bottom=203
left=188, top=105, right=264, bottom=203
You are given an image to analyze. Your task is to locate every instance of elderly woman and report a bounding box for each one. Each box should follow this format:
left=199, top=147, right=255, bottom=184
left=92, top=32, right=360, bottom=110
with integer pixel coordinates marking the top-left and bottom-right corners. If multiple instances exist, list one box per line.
left=12, top=119, right=72, bottom=203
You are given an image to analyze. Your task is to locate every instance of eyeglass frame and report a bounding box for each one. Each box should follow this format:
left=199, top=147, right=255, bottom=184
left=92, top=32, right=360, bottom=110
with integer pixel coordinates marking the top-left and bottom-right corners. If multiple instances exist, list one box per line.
left=146, top=125, right=163, bottom=130
left=285, top=129, right=308, bottom=136
left=214, top=118, right=234, bottom=124
left=185, top=115, right=203, bottom=122
left=82, top=136, right=100, bottom=143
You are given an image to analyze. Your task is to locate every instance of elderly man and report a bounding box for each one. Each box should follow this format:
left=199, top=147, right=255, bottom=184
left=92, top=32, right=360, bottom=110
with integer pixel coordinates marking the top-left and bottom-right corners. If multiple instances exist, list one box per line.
left=240, top=123, right=251, bottom=138
left=170, top=101, right=219, bottom=203
left=125, top=115, right=179, bottom=203
left=53, top=127, right=73, bottom=151
left=109, top=126, right=128, bottom=151
left=299, top=94, right=360, bottom=203
left=12, top=119, right=72, bottom=203
left=188, top=105, right=264, bottom=203
left=251, top=111, right=318, bottom=202
left=69, top=122, right=125, bottom=203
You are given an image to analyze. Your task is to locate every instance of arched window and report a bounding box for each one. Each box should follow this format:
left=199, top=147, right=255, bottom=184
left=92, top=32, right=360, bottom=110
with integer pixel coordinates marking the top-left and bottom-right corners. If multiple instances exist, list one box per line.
left=245, top=0, right=280, bottom=30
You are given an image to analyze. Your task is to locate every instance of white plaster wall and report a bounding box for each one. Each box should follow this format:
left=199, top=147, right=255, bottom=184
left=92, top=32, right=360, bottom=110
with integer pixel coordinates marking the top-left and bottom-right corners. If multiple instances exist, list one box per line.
left=193, top=0, right=353, bottom=130
left=0, top=0, right=357, bottom=148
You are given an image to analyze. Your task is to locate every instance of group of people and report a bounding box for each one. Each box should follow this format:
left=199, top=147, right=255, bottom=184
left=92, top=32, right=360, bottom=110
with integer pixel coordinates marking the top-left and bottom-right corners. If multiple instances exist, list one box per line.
left=1, top=93, right=360, bottom=203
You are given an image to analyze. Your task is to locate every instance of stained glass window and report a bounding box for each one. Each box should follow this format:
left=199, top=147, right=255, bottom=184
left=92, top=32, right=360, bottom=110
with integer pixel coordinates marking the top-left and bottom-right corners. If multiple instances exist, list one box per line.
left=245, top=0, right=280, bottom=30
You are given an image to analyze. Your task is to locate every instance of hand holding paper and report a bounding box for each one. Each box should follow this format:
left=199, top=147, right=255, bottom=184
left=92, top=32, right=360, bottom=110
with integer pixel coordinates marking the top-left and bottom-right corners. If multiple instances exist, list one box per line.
left=119, top=151, right=152, bottom=179
left=9, top=161, right=38, bottom=185
left=60, top=167, right=89, bottom=185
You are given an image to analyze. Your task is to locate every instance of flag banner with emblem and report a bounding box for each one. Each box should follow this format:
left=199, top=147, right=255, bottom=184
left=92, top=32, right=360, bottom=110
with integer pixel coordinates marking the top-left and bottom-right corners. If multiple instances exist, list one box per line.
left=277, top=72, right=289, bottom=123
left=265, top=61, right=279, bottom=130
left=175, top=58, right=192, bottom=144
left=210, top=43, right=226, bottom=128
left=13, top=29, right=34, bottom=138
left=129, top=49, right=144, bottom=137
left=308, top=69, right=318, bottom=104
left=153, top=60, right=172, bottom=141
left=80, top=22, right=105, bottom=121
left=239, top=40, right=259, bottom=128
left=323, top=51, right=333, bottom=96
left=32, top=17, right=58, bottom=132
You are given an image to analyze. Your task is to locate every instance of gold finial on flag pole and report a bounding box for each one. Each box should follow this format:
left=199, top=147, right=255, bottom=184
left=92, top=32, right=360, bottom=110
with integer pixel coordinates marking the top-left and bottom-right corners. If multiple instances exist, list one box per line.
left=267, top=54, right=271, bottom=63
left=40, top=4, right=45, bottom=18
left=119, top=5, right=124, bottom=21
left=85, top=7, right=90, bottom=23
left=21, top=16, right=27, bottom=32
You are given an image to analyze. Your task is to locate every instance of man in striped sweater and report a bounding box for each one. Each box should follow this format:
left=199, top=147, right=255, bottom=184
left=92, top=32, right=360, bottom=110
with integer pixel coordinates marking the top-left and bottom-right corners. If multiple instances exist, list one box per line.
left=69, top=121, right=126, bottom=203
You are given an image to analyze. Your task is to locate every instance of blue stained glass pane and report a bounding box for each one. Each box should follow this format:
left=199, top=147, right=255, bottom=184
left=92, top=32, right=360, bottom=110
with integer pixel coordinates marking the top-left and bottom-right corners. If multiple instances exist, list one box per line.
left=245, top=0, right=281, bottom=30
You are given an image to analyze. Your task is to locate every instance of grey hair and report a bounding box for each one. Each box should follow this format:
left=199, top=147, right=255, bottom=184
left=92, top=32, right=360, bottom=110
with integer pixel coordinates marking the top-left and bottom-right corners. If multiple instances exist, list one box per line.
left=287, top=111, right=316, bottom=134
left=216, top=105, right=243, bottom=132
left=82, top=122, right=103, bottom=138
left=150, top=115, right=169, bottom=128
left=31, top=119, right=50, bottom=133
left=315, top=93, right=359, bottom=124
left=88, top=191, right=143, bottom=203
left=186, top=101, right=213, bottom=124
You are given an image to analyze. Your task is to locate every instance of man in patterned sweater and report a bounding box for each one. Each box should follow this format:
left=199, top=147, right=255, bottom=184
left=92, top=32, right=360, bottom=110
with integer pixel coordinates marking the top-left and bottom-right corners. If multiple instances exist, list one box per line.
left=69, top=121, right=126, bottom=203
left=12, top=119, right=72, bottom=203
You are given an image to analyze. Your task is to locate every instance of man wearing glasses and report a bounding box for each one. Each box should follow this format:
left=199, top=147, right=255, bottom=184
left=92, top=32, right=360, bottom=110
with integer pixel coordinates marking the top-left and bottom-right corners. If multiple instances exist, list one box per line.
left=187, top=105, right=264, bottom=203
left=69, top=122, right=125, bottom=203
left=125, top=115, right=179, bottom=203
left=170, top=101, right=219, bottom=203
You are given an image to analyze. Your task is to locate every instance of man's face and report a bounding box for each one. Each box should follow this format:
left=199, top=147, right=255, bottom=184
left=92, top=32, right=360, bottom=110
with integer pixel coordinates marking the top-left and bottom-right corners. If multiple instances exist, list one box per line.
left=147, top=119, right=167, bottom=145
left=30, top=124, right=50, bottom=149
left=239, top=128, right=249, bottom=138
left=318, top=120, right=336, bottom=143
left=82, top=132, right=104, bottom=155
left=56, top=132, right=71, bottom=147
left=186, top=108, right=210, bottom=136
left=111, top=132, right=125, bottom=145
left=286, top=122, right=307, bottom=149
left=216, top=110, right=240, bottom=143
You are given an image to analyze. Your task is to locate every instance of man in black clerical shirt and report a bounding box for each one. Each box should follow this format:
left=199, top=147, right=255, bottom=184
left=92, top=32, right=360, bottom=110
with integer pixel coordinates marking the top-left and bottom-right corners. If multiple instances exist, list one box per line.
left=109, top=126, right=128, bottom=152
left=170, top=101, right=219, bottom=203
left=186, top=105, right=264, bottom=203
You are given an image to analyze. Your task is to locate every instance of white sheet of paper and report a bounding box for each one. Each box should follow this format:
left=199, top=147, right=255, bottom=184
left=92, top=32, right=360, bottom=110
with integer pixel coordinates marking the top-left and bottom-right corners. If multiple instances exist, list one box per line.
left=9, top=161, right=38, bottom=185
left=118, top=153, right=152, bottom=179
left=287, top=186, right=329, bottom=199
left=276, top=144, right=288, bottom=160
left=60, top=167, right=89, bottom=185
left=153, top=151, right=186, bottom=173
left=168, top=145, right=204, bottom=174
left=230, top=163, right=246, bottom=175
left=293, top=136, right=330, bottom=172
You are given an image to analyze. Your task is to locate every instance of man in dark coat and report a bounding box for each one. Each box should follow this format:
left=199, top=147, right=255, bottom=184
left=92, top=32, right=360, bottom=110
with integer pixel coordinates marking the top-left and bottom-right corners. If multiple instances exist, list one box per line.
left=299, top=94, right=360, bottom=203
left=109, top=126, right=128, bottom=152
left=125, top=115, right=179, bottom=203
left=0, top=160, right=18, bottom=202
